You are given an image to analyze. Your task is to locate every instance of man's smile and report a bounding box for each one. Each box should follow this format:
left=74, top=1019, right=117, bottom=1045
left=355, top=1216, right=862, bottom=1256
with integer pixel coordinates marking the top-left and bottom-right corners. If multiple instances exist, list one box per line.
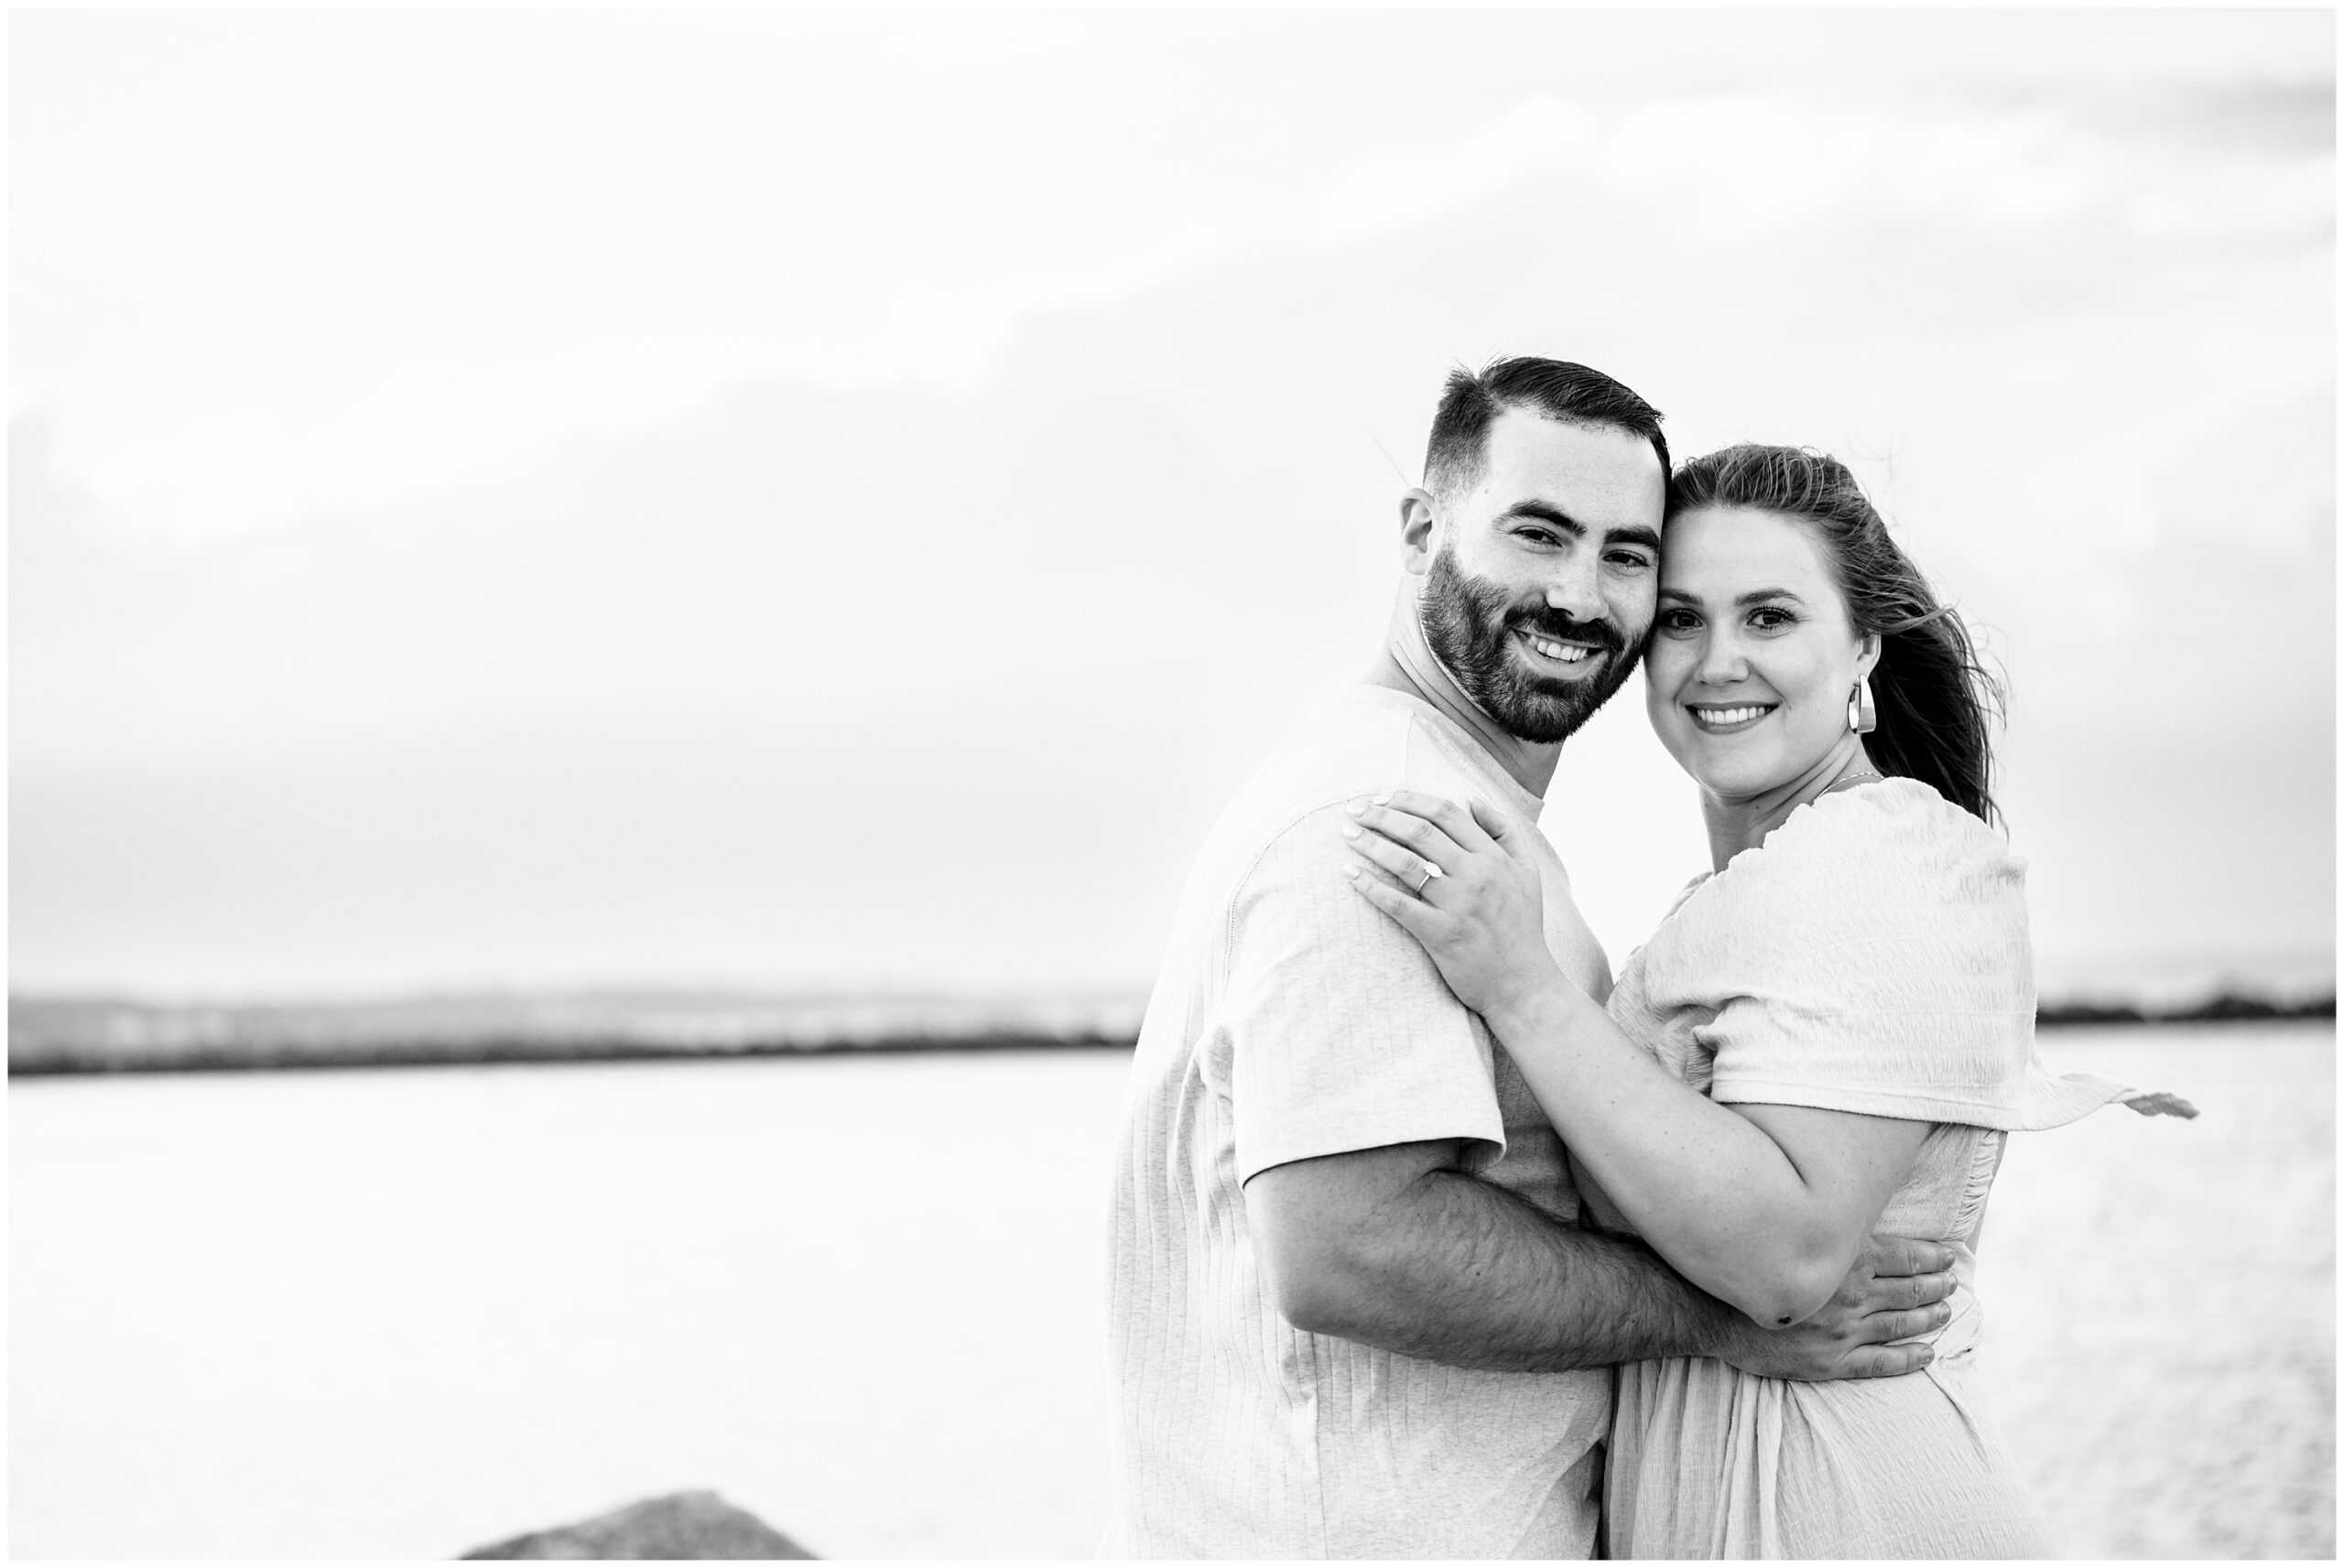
left=1513, top=628, right=1610, bottom=675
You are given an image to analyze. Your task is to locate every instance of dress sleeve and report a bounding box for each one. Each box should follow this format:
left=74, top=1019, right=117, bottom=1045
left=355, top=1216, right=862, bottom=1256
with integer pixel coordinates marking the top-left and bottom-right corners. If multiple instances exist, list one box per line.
left=1225, top=802, right=1506, bottom=1185
left=1697, top=934, right=2042, bottom=1126
left=1695, top=790, right=2135, bottom=1130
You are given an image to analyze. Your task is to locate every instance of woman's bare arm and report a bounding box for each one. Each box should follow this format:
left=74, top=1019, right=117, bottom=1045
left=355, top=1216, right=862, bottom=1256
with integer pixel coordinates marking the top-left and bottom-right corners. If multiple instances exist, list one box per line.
left=1484, top=977, right=1928, bottom=1326
left=1567, top=1149, right=1631, bottom=1235
left=1343, top=789, right=1929, bottom=1327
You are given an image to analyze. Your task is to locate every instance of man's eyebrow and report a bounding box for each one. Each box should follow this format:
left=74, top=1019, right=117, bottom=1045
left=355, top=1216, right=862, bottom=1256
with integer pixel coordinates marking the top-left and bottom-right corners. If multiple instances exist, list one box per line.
left=1500, top=501, right=1585, bottom=535
left=1501, top=503, right=1662, bottom=555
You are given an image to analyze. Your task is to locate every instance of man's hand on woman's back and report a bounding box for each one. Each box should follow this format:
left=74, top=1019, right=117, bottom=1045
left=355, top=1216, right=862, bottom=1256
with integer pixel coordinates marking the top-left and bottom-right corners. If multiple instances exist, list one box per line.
left=1709, top=1235, right=1957, bottom=1380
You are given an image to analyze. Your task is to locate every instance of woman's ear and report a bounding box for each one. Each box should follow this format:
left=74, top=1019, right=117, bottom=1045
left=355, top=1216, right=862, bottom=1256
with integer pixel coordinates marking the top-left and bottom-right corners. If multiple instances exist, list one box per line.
left=1855, top=631, right=1883, bottom=681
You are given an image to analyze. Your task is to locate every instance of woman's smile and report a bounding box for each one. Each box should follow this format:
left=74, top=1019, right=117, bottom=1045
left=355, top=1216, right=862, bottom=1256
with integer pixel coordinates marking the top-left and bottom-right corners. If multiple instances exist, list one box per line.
left=1685, top=701, right=1778, bottom=734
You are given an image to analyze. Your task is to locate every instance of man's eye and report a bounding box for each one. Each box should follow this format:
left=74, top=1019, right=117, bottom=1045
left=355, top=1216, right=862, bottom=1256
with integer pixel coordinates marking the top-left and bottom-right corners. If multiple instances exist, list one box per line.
left=1606, top=551, right=1655, bottom=571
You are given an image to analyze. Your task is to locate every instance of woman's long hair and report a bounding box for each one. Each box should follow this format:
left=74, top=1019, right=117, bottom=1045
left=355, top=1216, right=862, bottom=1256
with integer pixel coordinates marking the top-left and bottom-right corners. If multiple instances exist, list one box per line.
left=1666, top=444, right=2006, bottom=826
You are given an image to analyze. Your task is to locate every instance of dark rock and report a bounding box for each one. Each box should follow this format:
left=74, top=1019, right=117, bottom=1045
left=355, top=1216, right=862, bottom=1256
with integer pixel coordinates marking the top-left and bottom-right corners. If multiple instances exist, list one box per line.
left=461, top=1490, right=817, bottom=1560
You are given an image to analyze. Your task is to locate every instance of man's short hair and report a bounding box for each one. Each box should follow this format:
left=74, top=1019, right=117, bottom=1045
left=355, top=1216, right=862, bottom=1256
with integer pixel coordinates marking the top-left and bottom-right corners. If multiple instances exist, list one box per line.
left=1422, top=356, right=1670, bottom=501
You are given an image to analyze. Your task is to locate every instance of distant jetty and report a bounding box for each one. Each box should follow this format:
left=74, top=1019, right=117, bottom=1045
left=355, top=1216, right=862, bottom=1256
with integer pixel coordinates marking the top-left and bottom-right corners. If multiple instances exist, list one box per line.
left=7, top=989, right=1148, bottom=1076
left=2037, top=991, right=2337, bottom=1028
left=7, top=985, right=2334, bottom=1076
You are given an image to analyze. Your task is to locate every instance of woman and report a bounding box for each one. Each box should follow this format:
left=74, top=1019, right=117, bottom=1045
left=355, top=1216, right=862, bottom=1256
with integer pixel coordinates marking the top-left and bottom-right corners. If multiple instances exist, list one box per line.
left=1340, top=443, right=2192, bottom=1559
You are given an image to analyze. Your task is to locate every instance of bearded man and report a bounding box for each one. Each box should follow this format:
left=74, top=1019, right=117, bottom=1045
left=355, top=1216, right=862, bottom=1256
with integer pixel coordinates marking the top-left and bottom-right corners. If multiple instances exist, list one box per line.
left=1100, top=358, right=1957, bottom=1559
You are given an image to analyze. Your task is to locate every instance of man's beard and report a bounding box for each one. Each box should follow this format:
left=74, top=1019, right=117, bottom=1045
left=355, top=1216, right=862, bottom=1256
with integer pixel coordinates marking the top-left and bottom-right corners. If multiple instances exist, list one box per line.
left=1419, top=544, right=1643, bottom=745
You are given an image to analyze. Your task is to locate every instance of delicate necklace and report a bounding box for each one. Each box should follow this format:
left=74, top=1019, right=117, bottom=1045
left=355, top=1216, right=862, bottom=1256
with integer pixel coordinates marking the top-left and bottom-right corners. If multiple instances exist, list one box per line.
left=1821, top=767, right=1883, bottom=795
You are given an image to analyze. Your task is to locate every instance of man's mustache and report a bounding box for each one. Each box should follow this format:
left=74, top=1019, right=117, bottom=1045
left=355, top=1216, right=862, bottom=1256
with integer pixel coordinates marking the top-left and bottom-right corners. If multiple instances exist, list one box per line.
left=1504, top=609, right=1626, bottom=654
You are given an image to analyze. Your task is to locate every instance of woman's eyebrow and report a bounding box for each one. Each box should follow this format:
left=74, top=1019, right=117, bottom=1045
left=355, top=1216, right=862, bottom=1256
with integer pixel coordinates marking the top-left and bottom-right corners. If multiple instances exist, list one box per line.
left=1656, top=587, right=1807, bottom=606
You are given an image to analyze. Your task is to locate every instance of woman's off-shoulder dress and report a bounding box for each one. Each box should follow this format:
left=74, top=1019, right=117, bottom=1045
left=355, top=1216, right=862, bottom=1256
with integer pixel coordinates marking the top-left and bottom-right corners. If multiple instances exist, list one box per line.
left=1600, top=779, right=2164, bottom=1560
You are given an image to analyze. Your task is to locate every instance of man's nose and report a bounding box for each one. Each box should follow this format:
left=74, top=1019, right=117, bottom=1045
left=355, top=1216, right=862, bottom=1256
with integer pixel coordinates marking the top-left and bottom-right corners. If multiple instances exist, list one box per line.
left=1542, top=561, right=1604, bottom=623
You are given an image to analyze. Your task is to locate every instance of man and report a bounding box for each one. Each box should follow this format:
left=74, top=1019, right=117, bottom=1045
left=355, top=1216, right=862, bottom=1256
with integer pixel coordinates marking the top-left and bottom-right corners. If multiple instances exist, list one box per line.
left=1101, top=358, right=1958, bottom=1559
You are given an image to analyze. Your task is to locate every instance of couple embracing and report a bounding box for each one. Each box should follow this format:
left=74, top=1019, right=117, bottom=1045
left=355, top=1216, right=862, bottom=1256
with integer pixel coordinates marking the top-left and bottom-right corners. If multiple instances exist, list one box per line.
left=1101, top=357, right=2189, bottom=1560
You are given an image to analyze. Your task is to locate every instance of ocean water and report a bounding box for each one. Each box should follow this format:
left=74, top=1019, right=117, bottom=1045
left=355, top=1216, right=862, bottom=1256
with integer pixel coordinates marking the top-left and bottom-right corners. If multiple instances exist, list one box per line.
left=9, top=1027, right=2333, bottom=1559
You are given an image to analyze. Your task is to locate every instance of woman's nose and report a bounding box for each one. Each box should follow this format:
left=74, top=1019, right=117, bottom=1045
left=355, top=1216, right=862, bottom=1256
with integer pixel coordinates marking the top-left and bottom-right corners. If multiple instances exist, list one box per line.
left=1695, top=635, right=1748, bottom=685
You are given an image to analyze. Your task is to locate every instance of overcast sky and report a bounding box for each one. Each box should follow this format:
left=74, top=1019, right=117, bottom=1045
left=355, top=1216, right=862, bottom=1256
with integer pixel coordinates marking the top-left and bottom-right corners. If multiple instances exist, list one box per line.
left=11, top=9, right=2334, bottom=1000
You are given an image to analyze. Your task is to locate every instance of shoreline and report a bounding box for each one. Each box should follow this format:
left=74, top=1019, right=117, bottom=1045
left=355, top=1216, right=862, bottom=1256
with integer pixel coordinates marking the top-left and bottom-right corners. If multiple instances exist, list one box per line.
left=6, top=1027, right=1136, bottom=1077
left=9, top=992, right=2333, bottom=1078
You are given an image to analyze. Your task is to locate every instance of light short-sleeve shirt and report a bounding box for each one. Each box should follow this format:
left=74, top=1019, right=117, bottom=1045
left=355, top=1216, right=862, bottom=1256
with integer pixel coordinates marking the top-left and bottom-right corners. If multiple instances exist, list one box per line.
left=1101, top=684, right=1615, bottom=1560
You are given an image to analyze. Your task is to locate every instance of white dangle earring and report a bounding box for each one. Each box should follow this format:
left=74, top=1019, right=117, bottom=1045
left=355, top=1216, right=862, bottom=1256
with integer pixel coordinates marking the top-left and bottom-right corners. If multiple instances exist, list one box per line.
left=1847, top=676, right=1878, bottom=734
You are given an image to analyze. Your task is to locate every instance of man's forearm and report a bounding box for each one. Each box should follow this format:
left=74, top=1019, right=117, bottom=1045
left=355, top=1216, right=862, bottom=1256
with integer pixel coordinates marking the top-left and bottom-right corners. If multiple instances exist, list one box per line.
left=1329, top=1165, right=1733, bottom=1372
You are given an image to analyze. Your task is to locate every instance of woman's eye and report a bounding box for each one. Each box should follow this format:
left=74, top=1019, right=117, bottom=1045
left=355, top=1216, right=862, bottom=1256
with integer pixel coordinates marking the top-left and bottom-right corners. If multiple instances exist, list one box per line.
left=1656, top=610, right=1699, bottom=634
left=1750, top=608, right=1796, bottom=633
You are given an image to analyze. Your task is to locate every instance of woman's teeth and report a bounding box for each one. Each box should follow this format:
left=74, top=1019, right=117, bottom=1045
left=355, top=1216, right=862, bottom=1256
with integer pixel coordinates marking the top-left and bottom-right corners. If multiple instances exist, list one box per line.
left=1692, top=705, right=1773, bottom=728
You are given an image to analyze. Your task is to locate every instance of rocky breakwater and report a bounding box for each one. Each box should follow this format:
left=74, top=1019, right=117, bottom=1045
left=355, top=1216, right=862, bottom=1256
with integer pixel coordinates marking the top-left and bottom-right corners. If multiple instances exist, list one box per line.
left=462, top=1491, right=816, bottom=1560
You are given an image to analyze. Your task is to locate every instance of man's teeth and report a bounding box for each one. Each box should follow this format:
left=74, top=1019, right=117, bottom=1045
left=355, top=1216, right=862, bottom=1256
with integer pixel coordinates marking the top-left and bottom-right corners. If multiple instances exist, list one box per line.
left=1529, top=636, right=1593, bottom=663
left=1694, top=706, right=1772, bottom=726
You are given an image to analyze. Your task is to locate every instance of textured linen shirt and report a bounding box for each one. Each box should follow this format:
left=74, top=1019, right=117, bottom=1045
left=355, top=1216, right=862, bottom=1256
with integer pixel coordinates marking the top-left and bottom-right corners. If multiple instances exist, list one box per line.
left=1101, top=684, right=1615, bottom=1560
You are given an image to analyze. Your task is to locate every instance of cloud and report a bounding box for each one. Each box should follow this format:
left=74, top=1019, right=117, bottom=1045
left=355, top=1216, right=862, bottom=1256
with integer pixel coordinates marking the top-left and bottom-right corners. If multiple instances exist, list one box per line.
left=16, top=14, right=2330, bottom=548
left=10, top=12, right=2332, bottom=993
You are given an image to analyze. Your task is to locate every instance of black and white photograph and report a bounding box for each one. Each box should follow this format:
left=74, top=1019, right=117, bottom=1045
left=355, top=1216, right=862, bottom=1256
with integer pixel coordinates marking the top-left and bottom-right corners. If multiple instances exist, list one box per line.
left=9, top=8, right=2335, bottom=1561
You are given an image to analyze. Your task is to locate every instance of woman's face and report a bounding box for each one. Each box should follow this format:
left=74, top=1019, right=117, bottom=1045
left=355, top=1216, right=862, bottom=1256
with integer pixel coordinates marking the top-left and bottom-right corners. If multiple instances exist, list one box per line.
left=1644, top=505, right=1880, bottom=799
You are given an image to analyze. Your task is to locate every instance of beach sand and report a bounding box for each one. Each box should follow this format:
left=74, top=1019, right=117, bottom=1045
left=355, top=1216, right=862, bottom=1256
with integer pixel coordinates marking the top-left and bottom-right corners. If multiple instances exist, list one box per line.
left=7, top=1023, right=2331, bottom=1559
left=1980, top=1026, right=2334, bottom=1558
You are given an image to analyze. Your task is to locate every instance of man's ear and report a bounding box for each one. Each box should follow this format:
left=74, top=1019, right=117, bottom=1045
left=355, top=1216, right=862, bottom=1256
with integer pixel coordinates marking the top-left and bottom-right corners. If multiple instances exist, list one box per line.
left=1399, top=488, right=1438, bottom=577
